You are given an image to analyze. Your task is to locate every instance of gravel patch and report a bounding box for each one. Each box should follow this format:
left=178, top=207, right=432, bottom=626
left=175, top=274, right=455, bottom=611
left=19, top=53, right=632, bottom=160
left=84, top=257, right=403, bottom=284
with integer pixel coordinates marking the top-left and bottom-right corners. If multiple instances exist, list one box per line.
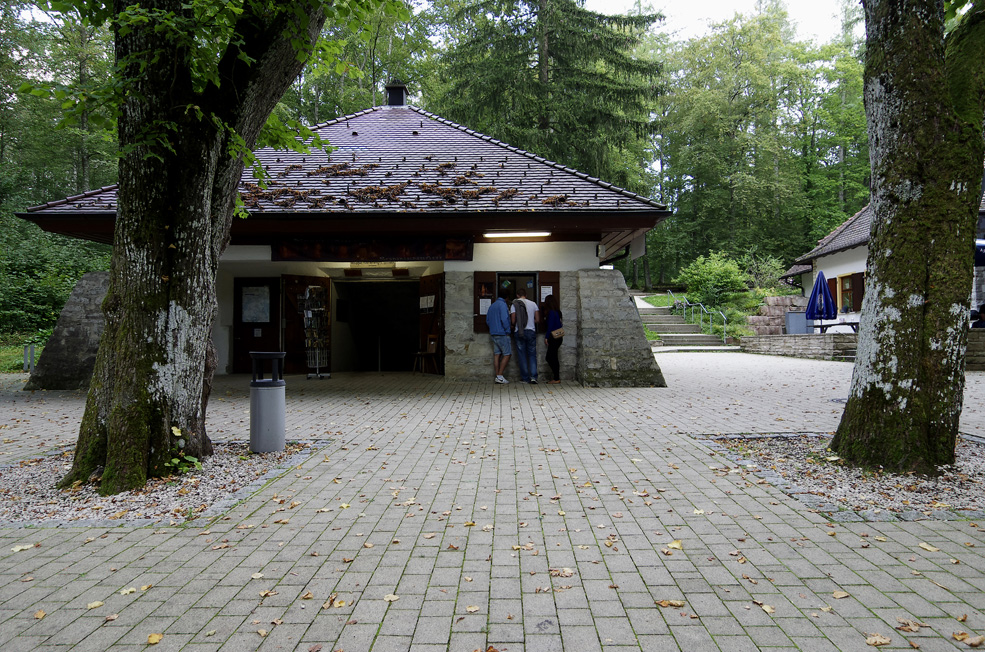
left=0, top=441, right=318, bottom=526
left=716, top=434, right=985, bottom=518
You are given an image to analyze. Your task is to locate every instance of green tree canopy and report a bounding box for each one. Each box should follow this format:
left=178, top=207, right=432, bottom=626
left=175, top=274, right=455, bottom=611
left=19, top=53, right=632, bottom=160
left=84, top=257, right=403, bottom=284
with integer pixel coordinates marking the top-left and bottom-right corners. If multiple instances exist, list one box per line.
left=426, top=0, right=662, bottom=193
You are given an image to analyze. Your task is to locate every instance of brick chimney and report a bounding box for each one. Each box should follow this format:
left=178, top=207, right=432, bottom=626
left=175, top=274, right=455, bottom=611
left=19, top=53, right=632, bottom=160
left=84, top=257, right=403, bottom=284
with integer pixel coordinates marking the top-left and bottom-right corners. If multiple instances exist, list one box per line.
left=385, top=79, right=408, bottom=106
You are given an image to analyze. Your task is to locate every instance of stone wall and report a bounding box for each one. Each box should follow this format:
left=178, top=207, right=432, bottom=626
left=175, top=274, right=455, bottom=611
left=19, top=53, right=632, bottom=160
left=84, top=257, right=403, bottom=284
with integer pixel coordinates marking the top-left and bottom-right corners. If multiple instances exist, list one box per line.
left=969, top=330, right=985, bottom=371
left=25, top=271, right=109, bottom=390
left=443, top=271, right=581, bottom=383
left=740, top=333, right=857, bottom=361
left=744, top=330, right=985, bottom=368
left=575, top=270, right=666, bottom=387
left=746, top=295, right=809, bottom=335
left=444, top=270, right=665, bottom=386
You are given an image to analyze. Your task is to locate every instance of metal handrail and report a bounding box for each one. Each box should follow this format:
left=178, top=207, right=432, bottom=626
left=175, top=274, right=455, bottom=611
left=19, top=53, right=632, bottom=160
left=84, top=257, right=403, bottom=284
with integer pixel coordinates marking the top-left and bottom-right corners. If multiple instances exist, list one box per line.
left=666, top=291, right=728, bottom=344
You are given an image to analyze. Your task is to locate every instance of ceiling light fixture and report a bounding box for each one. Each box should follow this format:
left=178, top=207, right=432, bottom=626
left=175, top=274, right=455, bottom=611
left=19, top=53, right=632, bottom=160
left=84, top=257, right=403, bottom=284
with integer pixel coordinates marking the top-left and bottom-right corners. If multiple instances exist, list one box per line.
left=482, top=231, right=551, bottom=238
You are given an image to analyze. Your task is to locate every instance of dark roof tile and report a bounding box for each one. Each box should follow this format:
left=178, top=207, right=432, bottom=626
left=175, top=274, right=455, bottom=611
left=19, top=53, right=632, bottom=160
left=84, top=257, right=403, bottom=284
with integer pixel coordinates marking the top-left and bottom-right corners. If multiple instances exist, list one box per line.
left=25, top=105, right=665, bottom=217
left=796, top=205, right=872, bottom=263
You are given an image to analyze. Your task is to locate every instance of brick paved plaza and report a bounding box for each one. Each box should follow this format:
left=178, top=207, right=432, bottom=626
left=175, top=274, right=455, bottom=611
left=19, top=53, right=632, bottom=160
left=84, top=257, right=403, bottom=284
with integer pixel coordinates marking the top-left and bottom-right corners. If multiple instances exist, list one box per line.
left=2, top=352, right=985, bottom=651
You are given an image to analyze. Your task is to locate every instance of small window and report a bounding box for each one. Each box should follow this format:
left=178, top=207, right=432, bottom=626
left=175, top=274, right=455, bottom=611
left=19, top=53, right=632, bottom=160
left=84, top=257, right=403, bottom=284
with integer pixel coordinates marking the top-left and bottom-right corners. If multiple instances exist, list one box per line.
left=840, top=276, right=853, bottom=313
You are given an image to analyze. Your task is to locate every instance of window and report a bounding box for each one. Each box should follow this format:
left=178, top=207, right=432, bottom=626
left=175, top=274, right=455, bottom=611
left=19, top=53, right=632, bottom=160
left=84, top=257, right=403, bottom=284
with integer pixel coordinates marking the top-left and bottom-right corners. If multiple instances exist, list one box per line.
left=836, top=272, right=865, bottom=313
left=473, top=271, right=559, bottom=332
left=840, top=276, right=853, bottom=313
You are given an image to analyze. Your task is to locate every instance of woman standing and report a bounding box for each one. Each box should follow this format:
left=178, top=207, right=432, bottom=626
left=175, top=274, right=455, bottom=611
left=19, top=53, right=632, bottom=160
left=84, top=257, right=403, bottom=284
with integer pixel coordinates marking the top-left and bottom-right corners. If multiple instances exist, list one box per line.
left=543, top=294, right=563, bottom=384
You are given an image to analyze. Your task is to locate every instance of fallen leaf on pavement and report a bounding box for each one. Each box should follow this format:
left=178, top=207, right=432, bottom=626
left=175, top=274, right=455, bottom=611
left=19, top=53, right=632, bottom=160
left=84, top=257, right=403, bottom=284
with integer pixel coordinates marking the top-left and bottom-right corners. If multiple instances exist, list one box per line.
left=301, top=591, right=314, bottom=600
left=384, top=594, right=399, bottom=602
left=120, top=587, right=136, bottom=595
left=833, top=591, right=850, bottom=599
left=11, top=544, right=36, bottom=552
left=919, top=542, right=940, bottom=552
left=251, top=573, right=264, bottom=580
left=966, top=635, right=985, bottom=647
left=87, top=601, right=104, bottom=610
left=656, top=600, right=685, bottom=608
left=466, top=605, right=480, bottom=613
left=956, top=632, right=971, bottom=642
left=667, top=540, right=683, bottom=550
left=34, top=610, right=45, bottom=620
left=959, top=615, right=969, bottom=622
left=762, top=604, right=776, bottom=614
left=105, top=614, right=118, bottom=622
left=148, top=633, right=163, bottom=645
left=866, top=633, right=891, bottom=646
left=257, top=629, right=267, bottom=637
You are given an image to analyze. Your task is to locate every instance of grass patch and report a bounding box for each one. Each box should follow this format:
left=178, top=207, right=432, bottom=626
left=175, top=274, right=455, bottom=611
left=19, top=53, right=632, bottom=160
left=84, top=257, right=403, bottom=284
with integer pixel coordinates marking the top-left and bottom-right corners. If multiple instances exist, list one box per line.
left=0, top=332, right=46, bottom=373
left=642, top=294, right=679, bottom=308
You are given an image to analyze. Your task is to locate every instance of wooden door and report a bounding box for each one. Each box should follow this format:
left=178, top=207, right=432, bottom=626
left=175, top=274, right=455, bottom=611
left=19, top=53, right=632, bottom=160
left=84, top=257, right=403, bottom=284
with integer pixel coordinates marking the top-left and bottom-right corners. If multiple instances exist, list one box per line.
left=283, top=275, right=333, bottom=375
left=419, top=273, right=444, bottom=374
left=232, top=278, right=281, bottom=373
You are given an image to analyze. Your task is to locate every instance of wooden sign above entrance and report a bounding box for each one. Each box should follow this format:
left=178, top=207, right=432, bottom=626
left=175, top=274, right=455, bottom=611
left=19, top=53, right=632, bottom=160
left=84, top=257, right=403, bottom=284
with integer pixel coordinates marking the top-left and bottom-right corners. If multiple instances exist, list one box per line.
left=273, top=238, right=473, bottom=262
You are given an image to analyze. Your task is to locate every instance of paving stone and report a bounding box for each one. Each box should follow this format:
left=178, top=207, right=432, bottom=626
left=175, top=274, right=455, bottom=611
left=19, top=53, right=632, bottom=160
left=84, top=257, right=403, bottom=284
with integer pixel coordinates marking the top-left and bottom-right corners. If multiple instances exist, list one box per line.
left=3, top=355, right=985, bottom=651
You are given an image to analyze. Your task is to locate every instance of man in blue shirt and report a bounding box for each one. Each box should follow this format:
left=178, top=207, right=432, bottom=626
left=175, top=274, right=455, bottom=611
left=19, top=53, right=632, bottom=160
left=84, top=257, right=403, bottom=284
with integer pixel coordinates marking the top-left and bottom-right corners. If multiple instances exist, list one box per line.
left=486, top=288, right=512, bottom=384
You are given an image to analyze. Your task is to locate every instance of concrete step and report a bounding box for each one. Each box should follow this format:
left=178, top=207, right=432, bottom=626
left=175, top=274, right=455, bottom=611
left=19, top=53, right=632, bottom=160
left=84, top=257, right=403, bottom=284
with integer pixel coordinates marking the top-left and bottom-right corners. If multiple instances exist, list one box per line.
left=638, top=306, right=672, bottom=315
left=647, top=324, right=702, bottom=334
left=641, top=315, right=686, bottom=325
left=658, top=334, right=727, bottom=346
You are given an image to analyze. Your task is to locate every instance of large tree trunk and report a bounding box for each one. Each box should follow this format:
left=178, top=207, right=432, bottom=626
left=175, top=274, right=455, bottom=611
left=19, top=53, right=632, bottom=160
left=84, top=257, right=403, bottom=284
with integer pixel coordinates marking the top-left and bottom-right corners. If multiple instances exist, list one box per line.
left=61, top=0, right=326, bottom=495
left=831, top=0, right=985, bottom=475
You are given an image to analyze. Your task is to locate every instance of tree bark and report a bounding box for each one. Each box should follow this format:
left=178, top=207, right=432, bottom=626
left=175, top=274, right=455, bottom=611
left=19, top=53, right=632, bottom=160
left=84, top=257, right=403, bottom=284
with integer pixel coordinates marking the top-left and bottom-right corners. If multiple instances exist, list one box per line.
left=831, top=0, right=985, bottom=475
left=61, top=0, right=327, bottom=494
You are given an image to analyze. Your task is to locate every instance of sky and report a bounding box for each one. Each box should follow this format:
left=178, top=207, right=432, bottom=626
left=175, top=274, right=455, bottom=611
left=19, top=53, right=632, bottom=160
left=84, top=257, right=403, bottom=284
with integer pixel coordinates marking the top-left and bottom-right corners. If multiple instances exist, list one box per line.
left=584, top=0, right=848, bottom=43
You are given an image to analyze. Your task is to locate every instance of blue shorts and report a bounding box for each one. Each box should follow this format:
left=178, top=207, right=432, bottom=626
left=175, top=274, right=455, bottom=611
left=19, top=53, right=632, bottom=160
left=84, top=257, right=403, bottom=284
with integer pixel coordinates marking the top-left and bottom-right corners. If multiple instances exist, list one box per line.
left=491, top=334, right=512, bottom=356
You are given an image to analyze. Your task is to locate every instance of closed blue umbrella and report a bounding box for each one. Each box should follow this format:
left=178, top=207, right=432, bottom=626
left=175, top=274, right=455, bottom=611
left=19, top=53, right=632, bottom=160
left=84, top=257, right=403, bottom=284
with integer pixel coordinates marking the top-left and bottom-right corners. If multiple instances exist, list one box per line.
left=805, top=271, right=836, bottom=330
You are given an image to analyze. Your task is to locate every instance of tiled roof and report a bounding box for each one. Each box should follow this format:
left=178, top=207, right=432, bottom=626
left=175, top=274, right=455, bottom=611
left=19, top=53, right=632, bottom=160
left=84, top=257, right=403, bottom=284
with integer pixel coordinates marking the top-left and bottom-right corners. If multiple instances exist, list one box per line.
left=780, top=263, right=811, bottom=279
left=25, top=105, right=665, bottom=216
left=795, top=205, right=872, bottom=264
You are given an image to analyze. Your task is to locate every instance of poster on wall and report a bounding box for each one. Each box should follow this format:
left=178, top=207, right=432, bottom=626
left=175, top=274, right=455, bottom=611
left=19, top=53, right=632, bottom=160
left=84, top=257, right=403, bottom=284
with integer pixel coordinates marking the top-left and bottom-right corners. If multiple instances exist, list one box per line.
left=242, top=286, right=270, bottom=323
left=479, top=298, right=492, bottom=315
left=540, top=286, right=553, bottom=302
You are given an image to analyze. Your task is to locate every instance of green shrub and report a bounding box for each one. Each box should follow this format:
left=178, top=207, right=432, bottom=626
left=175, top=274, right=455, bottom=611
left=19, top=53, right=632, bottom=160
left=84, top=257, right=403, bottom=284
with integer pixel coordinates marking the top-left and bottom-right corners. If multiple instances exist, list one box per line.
left=738, top=252, right=786, bottom=290
left=673, top=252, right=749, bottom=307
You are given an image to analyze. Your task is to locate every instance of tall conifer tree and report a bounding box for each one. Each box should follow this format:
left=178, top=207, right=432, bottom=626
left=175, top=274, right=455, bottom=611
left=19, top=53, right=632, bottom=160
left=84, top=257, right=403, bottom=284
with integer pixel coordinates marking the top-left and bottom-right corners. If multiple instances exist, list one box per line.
left=428, top=0, right=661, bottom=192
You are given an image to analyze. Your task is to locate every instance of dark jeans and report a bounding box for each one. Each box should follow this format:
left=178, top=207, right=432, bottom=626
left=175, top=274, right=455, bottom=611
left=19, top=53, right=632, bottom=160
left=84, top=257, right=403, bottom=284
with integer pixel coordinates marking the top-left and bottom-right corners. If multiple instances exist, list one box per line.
left=546, top=336, right=562, bottom=381
left=515, top=329, right=538, bottom=381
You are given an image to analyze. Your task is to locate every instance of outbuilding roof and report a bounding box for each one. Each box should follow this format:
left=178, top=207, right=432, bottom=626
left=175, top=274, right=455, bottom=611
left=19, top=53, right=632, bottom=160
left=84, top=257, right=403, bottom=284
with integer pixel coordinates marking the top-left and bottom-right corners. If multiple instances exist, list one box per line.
left=795, top=205, right=872, bottom=265
left=20, top=105, right=667, bottom=259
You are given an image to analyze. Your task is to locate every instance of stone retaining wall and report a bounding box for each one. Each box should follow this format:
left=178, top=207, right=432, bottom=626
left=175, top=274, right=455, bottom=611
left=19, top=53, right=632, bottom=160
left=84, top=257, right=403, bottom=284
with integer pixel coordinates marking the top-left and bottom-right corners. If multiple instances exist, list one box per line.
left=746, top=295, right=809, bottom=335
left=969, top=330, right=985, bottom=371
left=25, top=271, right=109, bottom=390
left=575, top=270, right=665, bottom=387
left=444, top=270, right=665, bottom=386
left=740, top=333, right=857, bottom=361
left=443, top=271, right=582, bottom=383
left=744, top=330, right=985, bottom=369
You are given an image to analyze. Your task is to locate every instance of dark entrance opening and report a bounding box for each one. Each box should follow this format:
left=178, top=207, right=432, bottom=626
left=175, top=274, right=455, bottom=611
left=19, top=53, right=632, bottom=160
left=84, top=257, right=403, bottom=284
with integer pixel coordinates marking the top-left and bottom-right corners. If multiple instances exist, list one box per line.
left=333, top=281, right=419, bottom=372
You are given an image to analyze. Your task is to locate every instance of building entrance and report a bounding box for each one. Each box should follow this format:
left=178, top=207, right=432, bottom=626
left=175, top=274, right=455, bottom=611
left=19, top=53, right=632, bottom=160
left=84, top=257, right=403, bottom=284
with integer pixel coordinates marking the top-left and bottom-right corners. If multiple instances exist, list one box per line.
left=332, top=281, right=420, bottom=372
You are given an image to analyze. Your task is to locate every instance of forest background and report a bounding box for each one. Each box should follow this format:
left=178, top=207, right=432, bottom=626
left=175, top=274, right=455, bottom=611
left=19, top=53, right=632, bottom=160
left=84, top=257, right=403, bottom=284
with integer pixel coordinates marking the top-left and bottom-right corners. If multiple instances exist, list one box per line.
left=0, top=0, right=868, bottom=347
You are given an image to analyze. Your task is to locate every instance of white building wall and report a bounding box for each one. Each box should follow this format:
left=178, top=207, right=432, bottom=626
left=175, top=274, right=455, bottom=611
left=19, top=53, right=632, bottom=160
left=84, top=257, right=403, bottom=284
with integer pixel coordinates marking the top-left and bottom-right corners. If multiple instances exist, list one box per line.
left=445, top=242, right=599, bottom=272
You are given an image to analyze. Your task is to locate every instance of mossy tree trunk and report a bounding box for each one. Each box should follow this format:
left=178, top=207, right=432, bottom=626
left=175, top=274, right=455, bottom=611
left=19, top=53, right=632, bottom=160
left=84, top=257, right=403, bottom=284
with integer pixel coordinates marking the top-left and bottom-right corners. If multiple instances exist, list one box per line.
left=831, top=0, right=985, bottom=474
left=60, top=0, right=327, bottom=495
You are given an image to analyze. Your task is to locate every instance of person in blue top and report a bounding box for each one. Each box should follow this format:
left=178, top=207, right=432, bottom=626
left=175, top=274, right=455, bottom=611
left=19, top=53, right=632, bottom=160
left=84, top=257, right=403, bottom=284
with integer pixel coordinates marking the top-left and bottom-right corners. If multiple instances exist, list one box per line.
left=486, top=288, right=512, bottom=384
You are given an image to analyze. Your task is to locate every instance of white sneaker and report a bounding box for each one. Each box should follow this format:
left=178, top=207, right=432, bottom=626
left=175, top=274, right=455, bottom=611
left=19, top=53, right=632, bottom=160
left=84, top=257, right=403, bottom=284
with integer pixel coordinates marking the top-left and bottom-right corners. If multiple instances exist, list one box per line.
left=495, top=375, right=509, bottom=384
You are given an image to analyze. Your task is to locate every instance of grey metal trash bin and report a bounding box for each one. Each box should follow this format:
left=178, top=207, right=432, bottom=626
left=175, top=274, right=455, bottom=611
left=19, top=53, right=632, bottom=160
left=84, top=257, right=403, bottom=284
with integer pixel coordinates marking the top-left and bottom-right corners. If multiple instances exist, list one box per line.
left=250, top=351, right=286, bottom=453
